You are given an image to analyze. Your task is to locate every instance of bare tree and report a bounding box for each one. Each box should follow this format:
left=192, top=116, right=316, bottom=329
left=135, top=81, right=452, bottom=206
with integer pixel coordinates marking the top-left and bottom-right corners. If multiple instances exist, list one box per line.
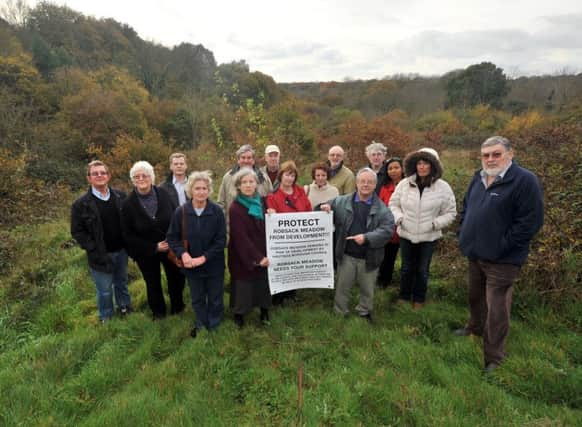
left=0, top=0, right=30, bottom=27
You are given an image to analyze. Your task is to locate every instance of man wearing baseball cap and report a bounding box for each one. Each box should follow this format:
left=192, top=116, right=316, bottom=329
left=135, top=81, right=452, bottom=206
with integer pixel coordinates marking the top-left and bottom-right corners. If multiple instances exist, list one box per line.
left=261, top=145, right=281, bottom=190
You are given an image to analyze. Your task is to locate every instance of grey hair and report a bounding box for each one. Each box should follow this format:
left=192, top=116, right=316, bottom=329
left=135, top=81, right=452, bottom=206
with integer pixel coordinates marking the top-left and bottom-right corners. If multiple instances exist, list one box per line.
left=482, top=136, right=512, bottom=151
left=130, top=160, right=155, bottom=184
left=356, top=167, right=378, bottom=183
left=231, top=167, right=258, bottom=198
left=185, top=171, right=213, bottom=199
left=236, top=144, right=255, bottom=159
left=365, top=141, right=387, bottom=156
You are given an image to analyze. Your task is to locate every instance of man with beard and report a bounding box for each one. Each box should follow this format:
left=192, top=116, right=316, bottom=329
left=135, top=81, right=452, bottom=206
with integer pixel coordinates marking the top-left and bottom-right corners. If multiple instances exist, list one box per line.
left=456, top=136, right=543, bottom=374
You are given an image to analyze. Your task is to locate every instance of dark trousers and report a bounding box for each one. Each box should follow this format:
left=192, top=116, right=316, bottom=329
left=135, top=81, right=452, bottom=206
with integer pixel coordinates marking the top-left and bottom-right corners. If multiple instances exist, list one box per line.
left=233, top=277, right=271, bottom=315
left=187, top=274, right=224, bottom=330
left=399, top=238, right=436, bottom=303
left=467, top=260, right=520, bottom=365
left=378, top=242, right=400, bottom=285
left=136, top=253, right=185, bottom=317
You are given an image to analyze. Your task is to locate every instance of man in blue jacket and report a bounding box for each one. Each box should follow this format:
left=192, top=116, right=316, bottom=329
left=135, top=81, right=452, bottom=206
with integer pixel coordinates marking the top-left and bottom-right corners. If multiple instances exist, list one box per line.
left=456, top=136, right=543, bottom=373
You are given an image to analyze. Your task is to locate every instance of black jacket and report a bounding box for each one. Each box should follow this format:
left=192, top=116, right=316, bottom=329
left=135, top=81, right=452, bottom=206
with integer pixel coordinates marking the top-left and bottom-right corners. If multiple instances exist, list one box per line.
left=70, top=187, right=126, bottom=273
left=121, top=186, right=175, bottom=261
left=159, top=173, right=189, bottom=209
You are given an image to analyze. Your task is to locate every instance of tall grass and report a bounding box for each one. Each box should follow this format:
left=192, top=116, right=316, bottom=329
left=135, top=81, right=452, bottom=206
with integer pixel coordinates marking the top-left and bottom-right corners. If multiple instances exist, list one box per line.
left=1, top=219, right=580, bottom=426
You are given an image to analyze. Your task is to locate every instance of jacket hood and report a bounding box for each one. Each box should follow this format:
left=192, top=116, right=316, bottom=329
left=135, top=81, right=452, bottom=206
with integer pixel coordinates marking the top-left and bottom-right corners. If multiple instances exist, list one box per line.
left=404, top=149, right=443, bottom=181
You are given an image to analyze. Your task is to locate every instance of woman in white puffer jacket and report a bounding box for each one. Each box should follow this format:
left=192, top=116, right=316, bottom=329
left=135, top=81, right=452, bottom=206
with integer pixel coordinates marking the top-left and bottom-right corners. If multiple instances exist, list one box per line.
left=389, top=148, right=456, bottom=308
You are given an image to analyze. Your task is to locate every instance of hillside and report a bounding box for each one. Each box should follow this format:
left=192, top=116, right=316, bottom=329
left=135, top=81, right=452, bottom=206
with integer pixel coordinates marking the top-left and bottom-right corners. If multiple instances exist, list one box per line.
left=281, top=73, right=582, bottom=118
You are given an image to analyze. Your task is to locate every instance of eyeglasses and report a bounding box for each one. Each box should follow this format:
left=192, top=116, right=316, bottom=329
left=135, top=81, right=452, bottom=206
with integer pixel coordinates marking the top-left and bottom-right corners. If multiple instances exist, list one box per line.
left=481, top=152, right=504, bottom=159
left=132, top=174, right=150, bottom=180
left=89, top=171, right=108, bottom=177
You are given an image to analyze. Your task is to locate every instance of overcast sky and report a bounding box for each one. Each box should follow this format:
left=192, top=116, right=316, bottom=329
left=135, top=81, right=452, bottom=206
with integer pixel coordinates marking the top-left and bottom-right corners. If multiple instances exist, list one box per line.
left=29, top=0, right=582, bottom=82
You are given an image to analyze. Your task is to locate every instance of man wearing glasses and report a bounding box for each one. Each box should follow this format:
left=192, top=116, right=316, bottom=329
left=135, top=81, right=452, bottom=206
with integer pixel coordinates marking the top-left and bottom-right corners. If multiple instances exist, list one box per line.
left=71, top=160, right=132, bottom=323
left=456, top=136, right=543, bottom=373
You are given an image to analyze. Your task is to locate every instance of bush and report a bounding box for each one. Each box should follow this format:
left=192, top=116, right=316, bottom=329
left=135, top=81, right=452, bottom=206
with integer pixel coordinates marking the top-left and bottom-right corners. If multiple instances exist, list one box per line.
left=511, top=124, right=582, bottom=308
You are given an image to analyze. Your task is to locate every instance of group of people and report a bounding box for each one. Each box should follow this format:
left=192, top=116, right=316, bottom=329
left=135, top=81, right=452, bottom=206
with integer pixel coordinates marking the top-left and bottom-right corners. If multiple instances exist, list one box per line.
left=71, top=135, right=543, bottom=373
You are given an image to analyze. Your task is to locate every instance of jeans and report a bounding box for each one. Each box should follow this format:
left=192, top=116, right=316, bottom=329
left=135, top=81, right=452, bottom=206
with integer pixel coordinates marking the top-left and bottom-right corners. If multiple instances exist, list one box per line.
left=188, top=274, right=224, bottom=330
left=399, top=238, right=436, bottom=303
left=467, top=260, right=521, bottom=365
left=334, top=255, right=377, bottom=316
left=90, top=249, right=131, bottom=320
left=378, top=242, right=400, bottom=285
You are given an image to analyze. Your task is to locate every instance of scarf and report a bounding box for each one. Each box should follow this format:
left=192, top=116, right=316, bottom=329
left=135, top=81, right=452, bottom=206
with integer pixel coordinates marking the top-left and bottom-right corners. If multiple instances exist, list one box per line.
left=236, top=193, right=264, bottom=220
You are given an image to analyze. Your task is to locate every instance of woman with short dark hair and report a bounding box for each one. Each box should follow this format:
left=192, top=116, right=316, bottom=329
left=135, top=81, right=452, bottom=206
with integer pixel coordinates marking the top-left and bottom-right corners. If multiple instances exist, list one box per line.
left=304, top=162, right=339, bottom=208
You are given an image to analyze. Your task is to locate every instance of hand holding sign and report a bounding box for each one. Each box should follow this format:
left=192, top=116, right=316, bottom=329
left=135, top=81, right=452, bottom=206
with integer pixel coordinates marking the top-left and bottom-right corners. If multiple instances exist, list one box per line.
left=346, top=234, right=366, bottom=245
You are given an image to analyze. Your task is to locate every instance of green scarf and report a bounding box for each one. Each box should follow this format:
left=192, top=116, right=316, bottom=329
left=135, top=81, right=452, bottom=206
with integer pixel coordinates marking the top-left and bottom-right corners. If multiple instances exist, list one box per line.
left=236, top=193, right=264, bottom=220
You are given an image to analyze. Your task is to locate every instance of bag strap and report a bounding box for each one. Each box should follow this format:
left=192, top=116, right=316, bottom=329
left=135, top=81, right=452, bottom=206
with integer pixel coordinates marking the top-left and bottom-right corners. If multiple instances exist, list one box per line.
left=181, top=205, right=188, bottom=250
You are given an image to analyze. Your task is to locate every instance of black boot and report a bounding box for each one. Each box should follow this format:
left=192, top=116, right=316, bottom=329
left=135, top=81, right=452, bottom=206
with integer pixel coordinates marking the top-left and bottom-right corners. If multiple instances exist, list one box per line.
left=234, top=314, right=244, bottom=329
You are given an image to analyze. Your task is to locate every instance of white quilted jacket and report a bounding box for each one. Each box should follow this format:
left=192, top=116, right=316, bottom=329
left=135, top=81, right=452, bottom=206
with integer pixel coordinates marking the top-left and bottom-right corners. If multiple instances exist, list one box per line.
left=389, top=174, right=457, bottom=243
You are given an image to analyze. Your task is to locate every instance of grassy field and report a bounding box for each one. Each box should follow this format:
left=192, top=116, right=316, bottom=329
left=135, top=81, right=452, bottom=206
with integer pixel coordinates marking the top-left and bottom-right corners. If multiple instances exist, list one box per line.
left=0, top=219, right=580, bottom=426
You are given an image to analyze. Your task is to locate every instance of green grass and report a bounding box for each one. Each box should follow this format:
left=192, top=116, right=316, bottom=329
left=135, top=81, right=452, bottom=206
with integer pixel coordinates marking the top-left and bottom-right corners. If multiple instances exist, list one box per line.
left=0, top=220, right=580, bottom=426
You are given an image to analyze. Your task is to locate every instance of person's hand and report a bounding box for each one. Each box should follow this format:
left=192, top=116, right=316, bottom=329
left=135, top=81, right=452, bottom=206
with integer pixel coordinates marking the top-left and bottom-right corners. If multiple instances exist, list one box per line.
left=181, top=252, right=193, bottom=268
left=191, top=255, right=207, bottom=267
left=157, top=240, right=169, bottom=252
left=259, top=257, right=270, bottom=267
left=320, top=204, right=331, bottom=213
left=346, top=234, right=366, bottom=245
left=266, top=208, right=276, bottom=214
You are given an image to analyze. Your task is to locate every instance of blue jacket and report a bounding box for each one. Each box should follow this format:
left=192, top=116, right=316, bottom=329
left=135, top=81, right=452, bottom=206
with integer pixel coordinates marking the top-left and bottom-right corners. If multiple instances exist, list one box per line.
left=458, top=162, right=543, bottom=266
left=167, top=200, right=226, bottom=278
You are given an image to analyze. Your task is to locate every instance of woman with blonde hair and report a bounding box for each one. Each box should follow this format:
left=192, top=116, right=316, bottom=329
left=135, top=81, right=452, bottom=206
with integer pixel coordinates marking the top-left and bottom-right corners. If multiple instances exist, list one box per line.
left=167, top=171, right=226, bottom=338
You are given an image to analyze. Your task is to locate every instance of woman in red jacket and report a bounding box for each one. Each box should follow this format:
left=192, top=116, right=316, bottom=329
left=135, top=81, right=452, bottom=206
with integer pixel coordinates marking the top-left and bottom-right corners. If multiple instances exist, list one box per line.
left=377, top=157, right=404, bottom=288
left=266, top=160, right=312, bottom=304
left=266, top=160, right=312, bottom=213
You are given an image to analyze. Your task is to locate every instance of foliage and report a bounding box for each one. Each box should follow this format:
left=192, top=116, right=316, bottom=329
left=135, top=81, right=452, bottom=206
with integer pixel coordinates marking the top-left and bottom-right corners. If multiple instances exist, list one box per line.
left=445, top=62, right=509, bottom=109
left=415, top=110, right=465, bottom=135
left=318, top=111, right=412, bottom=167
left=89, top=131, right=172, bottom=191
left=509, top=124, right=582, bottom=306
left=0, top=149, right=71, bottom=226
left=502, top=111, right=545, bottom=135
left=60, top=65, right=149, bottom=152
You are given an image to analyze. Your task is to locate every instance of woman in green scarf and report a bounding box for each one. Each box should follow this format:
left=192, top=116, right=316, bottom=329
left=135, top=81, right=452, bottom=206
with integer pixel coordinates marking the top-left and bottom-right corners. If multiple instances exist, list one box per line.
left=227, top=167, right=271, bottom=328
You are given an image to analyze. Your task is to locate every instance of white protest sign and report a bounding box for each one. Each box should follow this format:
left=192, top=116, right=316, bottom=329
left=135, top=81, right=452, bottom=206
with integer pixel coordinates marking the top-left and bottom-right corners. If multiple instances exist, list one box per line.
left=266, top=211, right=334, bottom=295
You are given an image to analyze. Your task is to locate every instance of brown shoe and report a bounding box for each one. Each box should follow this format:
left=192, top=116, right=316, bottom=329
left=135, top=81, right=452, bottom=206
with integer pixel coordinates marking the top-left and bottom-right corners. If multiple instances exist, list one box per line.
left=413, top=302, right=424, bottom=310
